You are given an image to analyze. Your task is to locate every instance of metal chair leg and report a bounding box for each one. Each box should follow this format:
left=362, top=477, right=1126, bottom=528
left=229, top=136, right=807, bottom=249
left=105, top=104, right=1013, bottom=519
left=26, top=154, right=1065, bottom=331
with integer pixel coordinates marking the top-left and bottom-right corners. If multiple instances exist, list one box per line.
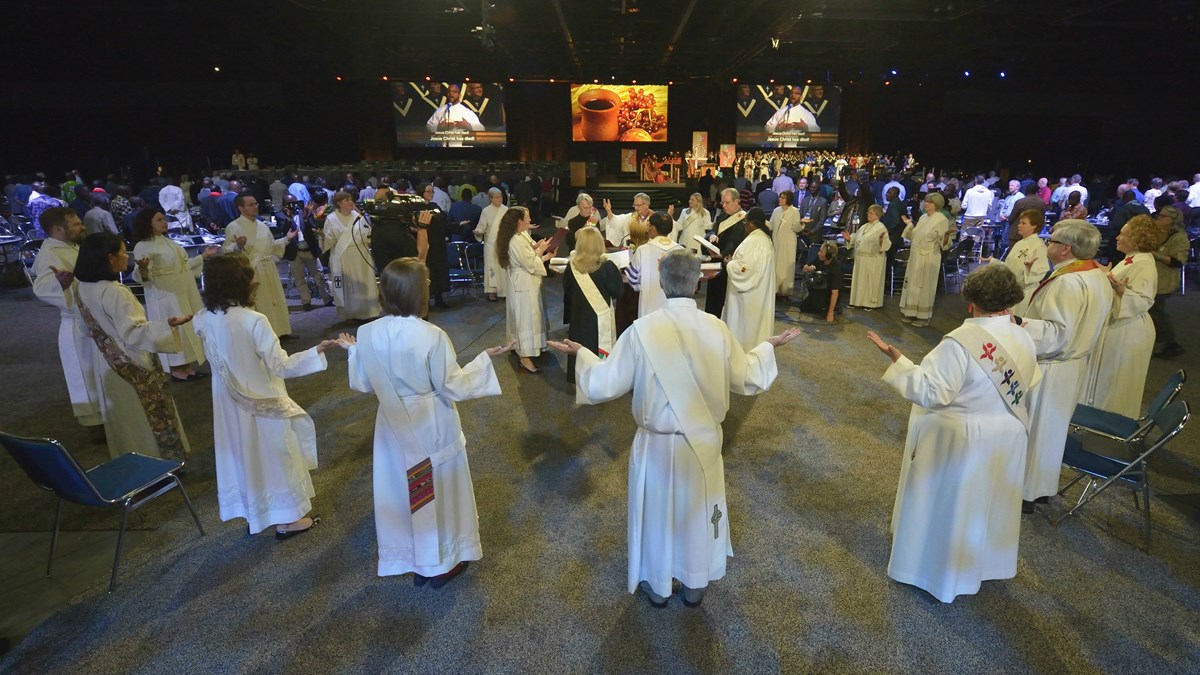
left=47, top=498, right=63, bottom=577
left=175, top=477, right=206, bottom=536
left=110, top=501, right=131, bottom=593
left=1142, top=481, right=1152, bottom=551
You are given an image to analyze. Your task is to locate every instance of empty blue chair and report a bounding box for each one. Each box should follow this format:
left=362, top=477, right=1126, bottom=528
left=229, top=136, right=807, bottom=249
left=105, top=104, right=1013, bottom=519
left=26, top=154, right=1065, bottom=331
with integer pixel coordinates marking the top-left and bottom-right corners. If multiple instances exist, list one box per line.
left=0, top=431, right=205, bottom=592
left=1054, top=400, right=1190, bottom=551
left=1071, top=369, right=1185, bottom=442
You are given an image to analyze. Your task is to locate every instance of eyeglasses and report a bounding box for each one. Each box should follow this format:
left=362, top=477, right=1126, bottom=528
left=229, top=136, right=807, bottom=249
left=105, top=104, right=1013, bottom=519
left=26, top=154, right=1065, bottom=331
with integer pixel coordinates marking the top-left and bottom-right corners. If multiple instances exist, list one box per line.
left=1048, top=239, right=1065, bottom=245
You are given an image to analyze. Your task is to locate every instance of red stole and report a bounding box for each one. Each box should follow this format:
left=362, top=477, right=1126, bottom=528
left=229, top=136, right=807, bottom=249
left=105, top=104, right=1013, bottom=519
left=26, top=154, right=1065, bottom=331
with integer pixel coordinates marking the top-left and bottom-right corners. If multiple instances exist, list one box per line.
left=1027, top=259, right=1101, bottom=305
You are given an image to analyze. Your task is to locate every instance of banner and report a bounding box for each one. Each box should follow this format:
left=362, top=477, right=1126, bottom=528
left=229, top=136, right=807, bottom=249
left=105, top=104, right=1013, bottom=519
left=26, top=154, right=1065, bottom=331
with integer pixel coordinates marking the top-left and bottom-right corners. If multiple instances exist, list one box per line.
left=620, top=149, right=638, bottom=173
left=691, top=132, right=708, bottom=161
left=719, top=144, right=736, bottom=168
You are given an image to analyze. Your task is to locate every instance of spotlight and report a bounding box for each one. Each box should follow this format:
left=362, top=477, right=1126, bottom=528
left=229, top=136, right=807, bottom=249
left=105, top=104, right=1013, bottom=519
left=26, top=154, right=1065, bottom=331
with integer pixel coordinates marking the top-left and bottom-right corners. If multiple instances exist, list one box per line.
left=1000, top=71, right=1006, bottom=78
left=668, top=81, right=673, bottom=85
left=465, top=77, right=470, bottom=81
left=549, top=78, right=555, bottom=83
left=884, top=81, right=891, bottom=86
left=509, top=78, right=515, bottom=82
left=381, top=76, right=388, bottom=81
left=425, top=76, right=431, bottom=81
left=213, top=66, right=220, bottom=72
left=890, top=70, right=897, bottom=75
left=731, top=78, right=737, bottom=83
left=336, top=76, right=342, bottom=81
left=632, top=79, right=637, bottom=84
left=806, top=79, right=811, bottom=84
left=769, top=78, right=774, bottom=84
left=594, top=79, right=599, bottom=83
left=963, top=70, right=970, bottom=77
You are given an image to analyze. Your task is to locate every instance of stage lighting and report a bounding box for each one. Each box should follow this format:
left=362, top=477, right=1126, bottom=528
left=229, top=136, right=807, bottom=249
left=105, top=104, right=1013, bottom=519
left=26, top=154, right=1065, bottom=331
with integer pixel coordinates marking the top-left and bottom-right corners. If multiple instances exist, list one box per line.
left=963, top=70, right=970, bottom=77
left=884, top=81, right=891, bottom=86
left=731, top=78, right=738, bottom=83
left=1000, top=71, right=1007, bottom=78
left=213, top=66, right=220, bottom=72
left=890, top=70, right=897, bottom=75
left=509, top=78, right=514, bottom=82
left=381, top=76, right=389, bottom=81
left=336, top=76, right=342, bottom=81
left=425, top=76, right=431, bottom=81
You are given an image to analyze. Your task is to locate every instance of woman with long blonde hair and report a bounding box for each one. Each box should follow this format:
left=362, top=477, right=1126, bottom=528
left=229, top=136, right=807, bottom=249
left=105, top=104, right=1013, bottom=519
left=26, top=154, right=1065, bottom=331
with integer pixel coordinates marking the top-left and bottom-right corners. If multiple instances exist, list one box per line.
left=562, top=227, right=623, bottom=378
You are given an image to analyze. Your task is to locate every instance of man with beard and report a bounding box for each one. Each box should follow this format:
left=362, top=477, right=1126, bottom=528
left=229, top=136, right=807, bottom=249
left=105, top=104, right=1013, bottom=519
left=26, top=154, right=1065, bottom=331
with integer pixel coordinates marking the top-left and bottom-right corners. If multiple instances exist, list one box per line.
left=425, top=83, right=484, bottom=147
left=32, top=207, right=103, bottom=433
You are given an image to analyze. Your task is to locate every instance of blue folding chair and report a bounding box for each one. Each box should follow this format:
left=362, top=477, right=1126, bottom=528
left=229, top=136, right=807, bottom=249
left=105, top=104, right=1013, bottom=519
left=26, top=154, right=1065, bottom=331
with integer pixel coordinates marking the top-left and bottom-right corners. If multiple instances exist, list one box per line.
left=1054, top=400, right=1190, bottom=551
left=1071, top=369, right=1185, bottom=443
left=0, top=431, right=205, bottom=592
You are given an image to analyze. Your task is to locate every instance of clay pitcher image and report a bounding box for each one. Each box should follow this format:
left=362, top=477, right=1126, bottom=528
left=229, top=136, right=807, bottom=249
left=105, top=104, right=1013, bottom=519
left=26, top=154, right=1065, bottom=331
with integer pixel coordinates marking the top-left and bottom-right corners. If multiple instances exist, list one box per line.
left=578, top=88, right=621, bottom=141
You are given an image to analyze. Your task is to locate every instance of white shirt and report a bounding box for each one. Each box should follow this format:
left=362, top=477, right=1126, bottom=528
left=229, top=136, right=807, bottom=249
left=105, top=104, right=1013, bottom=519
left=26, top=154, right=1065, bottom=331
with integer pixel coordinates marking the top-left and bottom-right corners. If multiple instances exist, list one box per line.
left=961, top=185, right=993, bottom=218
left=764, top=104, right=821, bottom=134
left=1188, top=181, right=1200, bottom=208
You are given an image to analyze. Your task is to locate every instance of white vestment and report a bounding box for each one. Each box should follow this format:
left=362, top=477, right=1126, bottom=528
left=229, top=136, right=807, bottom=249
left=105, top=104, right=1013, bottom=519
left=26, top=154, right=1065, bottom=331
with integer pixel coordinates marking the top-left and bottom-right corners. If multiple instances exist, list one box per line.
left=192, top=307, right=327, bottom=534
left=764, top=104, right=822, bottom=143
left=671, top=208, right=712, bottom=256
left=425, top=102, right=484, bottom=147
left=32, top=238, right=102, bottom=425
left=1085, top=252, right=1157, bottom=417
left=998, top=234, right=1050, bottom=315
left=602, top=212, right=649, bottom=248
left=1022, top=262, right=1114, bottom=500
left=723, top=229, right=776, bottom=351
left=223, top=216, right=292, bottom=336
left=348, top=316, right=501, bottom=577
left=323, top=210, right=381, bottom=320
left=899, top=212, right=950, bottom=319
left=847, top=220, right=892, bottom=308
left=505, top=232, right=547, bottom=357
left=73, top=281, right=190, bottom=460
left=572, top=298, right=778, bottom=597
left=628, top=236, right=684, bottom=317
left=769, top=205, right=803, bottom=294
left=133, top=236, right=206, bottom=370
left=477, top=203, right=508, bottom=296
left=883, top=316, right=1041, bottom=603
left=158, top=185, right=192, bottom=231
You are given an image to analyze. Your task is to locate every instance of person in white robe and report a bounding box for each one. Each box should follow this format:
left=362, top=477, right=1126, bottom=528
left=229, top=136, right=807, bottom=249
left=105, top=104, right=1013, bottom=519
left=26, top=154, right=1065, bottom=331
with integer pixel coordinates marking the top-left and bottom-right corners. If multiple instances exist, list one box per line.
left=1083, top=215, right=1159, bottom=417
left=346, top=258, right=515, bottom=584
left=498, top=206, right=554, bottom=373
left=845, top=204, right=892, bottom=309
left=31, top=207, right=102, bottom=428
left=323, top=191, right=381, bottom=321
left=69, top=232, right=193, bottom=460
left=899, top=192, right=953, bottom=325
left=724, top=208, right=776, bottom=351
left=192, top=254, right=339, bottom=538
left=1021, top=220, right=1114, bottom=506
left=769, top=190, right=804, bottom=297
left=601, top=193, right=653, bottom=248
left=132, top=209, right=219, bottom=380
left=984, top=209, right=1050, bottom=315
left=764, top=86, right=821, bottom=148
left=473, top=188, right=508, bottom=301
left=668, top=192, right=713, bottom=256
left=867, top=264, right=1042, bottom=603
left=223, top=193, right=297, bottom=337
left=627, top=214, right=683, bottom=317
left=548, top=250, right=801, bottom=607
left=425, top=84, right=484, bottom=147
left=158, top=184, right=193, bottom=233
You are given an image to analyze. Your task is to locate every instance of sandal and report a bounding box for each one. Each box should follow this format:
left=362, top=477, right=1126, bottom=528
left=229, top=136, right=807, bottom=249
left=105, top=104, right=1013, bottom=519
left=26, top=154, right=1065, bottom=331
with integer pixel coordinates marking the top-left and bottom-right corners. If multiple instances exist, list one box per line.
left=275, top=516, right=321, bottom=541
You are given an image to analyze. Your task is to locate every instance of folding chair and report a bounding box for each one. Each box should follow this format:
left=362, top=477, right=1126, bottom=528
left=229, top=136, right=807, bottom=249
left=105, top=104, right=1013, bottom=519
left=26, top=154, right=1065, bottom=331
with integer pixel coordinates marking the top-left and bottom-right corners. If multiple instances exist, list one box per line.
left=0, top=431, right=205, bottom=592
left=1054, top=400, right=1190, bottom=551
left=445, top=241, right=474, bottom=297
left=1071, top=369, right=1185, bottom=443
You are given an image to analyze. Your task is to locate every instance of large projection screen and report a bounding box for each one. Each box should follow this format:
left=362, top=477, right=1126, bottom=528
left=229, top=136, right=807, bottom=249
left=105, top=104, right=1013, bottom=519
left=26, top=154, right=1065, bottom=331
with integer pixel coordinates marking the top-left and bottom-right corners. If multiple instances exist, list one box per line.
left=735, top=83, right=840, bottom=148
left=393, top=81, right=507, bottom=147
left=571, top=84, right=668, bottom=142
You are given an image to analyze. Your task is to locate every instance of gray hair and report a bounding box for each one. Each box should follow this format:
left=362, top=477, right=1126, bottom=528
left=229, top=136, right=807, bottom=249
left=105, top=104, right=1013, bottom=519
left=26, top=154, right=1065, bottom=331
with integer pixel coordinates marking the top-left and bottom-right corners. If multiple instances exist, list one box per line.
left=487, top=187, right=503, bottom=198
left=720, top=187, right=739, bottom=203
left=1051, top=219, right=1100, bottom=259
left=962, top=264, right=1025, bottom=312
left=576, top=192, right=593, bottom=207
left=634, top=192, right=651, bottom=206
left=659, top=249, right=701, bottom=299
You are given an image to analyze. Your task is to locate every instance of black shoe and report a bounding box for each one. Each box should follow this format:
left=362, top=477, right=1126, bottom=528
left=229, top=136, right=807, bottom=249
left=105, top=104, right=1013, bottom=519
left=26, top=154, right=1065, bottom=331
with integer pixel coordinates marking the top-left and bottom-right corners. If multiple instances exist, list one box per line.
left=275, top=516, right=320, bottom=541
left=637, top=581, right=668, bottom=608
left=187, top=371, right=210, bottom=381
left=1034, top=496, right=1049, bottom=505
left=413, top=573, right=429, bottom=587
left=325, top=298, right=335, bottom=307
left=302, top=303, right=313, bottom=312
left=681, top=585, right=706, bottom=607
left=1157, top=344, right=1185, bottom=359
left=1022, top=500, right=1035, bottom=514
left=279, top=334, right=297, bottom=341
left=429, top=561, right=468, bottom=589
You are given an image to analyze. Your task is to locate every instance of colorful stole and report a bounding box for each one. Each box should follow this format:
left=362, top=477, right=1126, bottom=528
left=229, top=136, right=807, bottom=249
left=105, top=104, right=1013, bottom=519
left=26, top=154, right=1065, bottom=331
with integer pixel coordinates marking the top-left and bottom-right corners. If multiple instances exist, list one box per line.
left=73, top=287, right=186, bottom=460
left=946, top=323, right=1033, bottom=430
left=570, top=263, right=616, bottom=358
left=1027, top=258, right=1101, bottom=305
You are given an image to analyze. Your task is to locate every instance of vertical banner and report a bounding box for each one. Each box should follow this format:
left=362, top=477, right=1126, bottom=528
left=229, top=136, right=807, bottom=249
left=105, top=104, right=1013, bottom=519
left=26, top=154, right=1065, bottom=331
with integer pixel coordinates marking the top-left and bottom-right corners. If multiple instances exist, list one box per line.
left=719, top=144, right=736, bottom=168
left=620, top=148, right=638, bottom=173
left=691, top=131, right=709, bottom=160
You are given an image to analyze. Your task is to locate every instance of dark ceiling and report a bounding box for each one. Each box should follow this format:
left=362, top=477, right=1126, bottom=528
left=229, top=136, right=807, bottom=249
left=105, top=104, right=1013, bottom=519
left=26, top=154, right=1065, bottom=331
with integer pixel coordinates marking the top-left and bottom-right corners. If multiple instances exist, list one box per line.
left=14, top=0, right=1200, bottom=88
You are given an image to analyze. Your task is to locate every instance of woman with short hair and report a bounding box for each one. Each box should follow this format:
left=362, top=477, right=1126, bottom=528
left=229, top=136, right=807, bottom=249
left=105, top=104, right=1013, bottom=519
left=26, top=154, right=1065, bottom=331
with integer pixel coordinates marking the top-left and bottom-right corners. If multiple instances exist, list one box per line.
left=1084, top=214, right=1161, bottom=416
left=898, top=192, right=953, bottom=326
left=346, top=258, right=514, bottom=585
left=845, top=203, right=892, bottom=309
left=68, top=232, right=194, bottom=460
left=770, top=189, right=803, bottom=299
left=991, top=208, right=1049, bottom=315
left=132, top=208, right=220, bottom=380
left=475, top=187, right=508, bottom=301
left=867, top=264, right=1042, bottom=603
left=323, top=190, right=381, bottom=321
left=497, top=206, right=554, bottom=374
left=192, top=254, right=340, bottom=539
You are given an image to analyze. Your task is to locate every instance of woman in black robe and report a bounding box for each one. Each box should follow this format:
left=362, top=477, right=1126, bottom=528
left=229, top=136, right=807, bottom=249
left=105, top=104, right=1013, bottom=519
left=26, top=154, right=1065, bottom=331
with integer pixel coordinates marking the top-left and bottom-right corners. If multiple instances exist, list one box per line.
left=561, top=226, right=623, bottom=378
left=417, top=183, right=451, bottom=309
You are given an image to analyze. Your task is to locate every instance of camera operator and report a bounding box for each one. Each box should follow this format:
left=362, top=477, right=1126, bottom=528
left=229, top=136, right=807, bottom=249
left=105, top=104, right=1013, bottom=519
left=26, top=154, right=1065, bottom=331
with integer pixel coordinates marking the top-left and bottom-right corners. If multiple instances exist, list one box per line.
left=280, top=195, right=333, bottom=310
left=798, top=240, right=844, bottom=323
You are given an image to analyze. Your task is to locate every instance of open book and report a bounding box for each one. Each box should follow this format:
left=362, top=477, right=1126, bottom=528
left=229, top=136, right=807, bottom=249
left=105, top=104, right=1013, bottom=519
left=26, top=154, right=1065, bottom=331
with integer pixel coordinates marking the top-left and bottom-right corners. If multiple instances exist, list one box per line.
left=693, top=235, right=722, bottom=256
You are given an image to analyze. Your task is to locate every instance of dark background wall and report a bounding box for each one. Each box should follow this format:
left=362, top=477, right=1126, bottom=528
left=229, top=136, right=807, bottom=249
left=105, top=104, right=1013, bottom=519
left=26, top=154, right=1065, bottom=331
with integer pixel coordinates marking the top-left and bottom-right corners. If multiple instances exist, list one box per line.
left=4, top=76, right=1195, bottom=183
